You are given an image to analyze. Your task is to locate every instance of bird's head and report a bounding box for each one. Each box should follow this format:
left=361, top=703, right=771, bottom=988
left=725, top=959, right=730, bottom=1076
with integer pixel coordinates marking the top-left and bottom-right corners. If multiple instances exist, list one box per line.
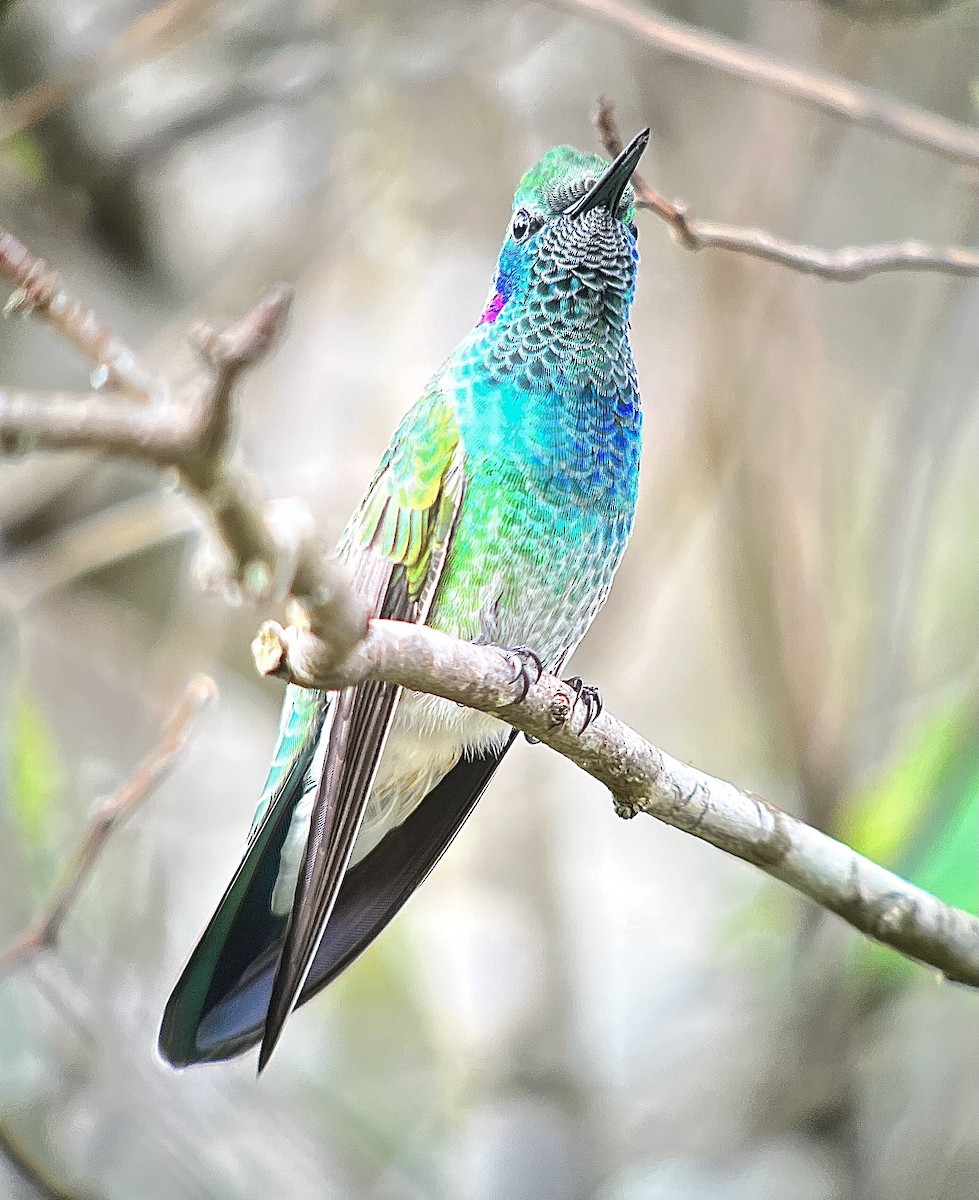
left=478, top=129, right=649, bottom=343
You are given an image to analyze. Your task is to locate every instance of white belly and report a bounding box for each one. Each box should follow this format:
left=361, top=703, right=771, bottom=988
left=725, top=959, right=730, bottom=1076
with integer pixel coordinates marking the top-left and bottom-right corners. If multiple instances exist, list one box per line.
left=270, top=691, right=509, bottom=914
left=353, top=691, right=510, bottom=861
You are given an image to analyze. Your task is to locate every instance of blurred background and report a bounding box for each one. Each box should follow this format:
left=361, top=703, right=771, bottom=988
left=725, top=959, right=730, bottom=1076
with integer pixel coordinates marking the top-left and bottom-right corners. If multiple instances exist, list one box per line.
left=1, top=1, right=977, bottom=1197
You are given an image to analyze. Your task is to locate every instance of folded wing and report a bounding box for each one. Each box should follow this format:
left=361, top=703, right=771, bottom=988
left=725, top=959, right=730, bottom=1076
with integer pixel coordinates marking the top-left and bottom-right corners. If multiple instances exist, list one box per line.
left=160, top=392, right=481, bottom=1069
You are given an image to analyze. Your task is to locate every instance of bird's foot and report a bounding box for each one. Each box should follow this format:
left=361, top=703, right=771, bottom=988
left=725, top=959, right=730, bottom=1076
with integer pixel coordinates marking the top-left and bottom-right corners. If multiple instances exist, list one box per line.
left=564, top=676, right=604, bottom=734
left=498, top=644, right=544, bottom=703
left=493, top=645, right=544, bottom=743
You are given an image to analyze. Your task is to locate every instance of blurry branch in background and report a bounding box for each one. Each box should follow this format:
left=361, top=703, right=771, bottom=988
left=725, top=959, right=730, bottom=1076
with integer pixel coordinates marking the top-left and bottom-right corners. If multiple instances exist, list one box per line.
left=2, top=230, right=978, bottom=993
left=557, top=0, right=979, bottom=167
left=0, top=0, right=213, bottom=143
left=597, top=98, right=979, bottom=281
left=0, top=230, right=162, bottom=401
left=0, top=675, right=215, bottom=979
left=0, top=227, right=367, bottom=648
left=0, top=492, right=198, bottom=613
left=0, top=1122, right=85, bottom=1200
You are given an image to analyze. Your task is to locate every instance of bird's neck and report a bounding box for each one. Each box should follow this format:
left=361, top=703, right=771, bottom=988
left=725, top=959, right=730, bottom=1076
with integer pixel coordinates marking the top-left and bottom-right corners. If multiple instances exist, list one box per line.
left=477, top=264, right=635, bottom=397
left=450, top=274, right=642, bottom=505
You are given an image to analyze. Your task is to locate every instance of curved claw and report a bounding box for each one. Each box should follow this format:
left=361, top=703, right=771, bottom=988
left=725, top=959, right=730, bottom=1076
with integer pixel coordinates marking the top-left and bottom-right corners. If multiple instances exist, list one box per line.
left=501, top=645, right=544, bottom=703
left=563, top=676, right=604, bottom=733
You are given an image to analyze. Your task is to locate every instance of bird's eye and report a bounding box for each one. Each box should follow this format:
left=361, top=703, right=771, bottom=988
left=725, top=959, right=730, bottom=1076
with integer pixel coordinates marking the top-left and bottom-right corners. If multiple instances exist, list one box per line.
left=512, top=209, right=542, bottom=242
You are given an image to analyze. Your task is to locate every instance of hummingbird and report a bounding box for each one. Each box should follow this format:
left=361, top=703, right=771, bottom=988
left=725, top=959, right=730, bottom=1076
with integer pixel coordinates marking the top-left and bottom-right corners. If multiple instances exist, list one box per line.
left=159, top=129, right=649, bottom=1071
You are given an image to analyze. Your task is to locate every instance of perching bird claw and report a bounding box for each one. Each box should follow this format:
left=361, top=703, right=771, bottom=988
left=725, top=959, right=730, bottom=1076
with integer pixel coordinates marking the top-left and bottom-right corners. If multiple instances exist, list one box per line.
left=501, top=645, right=544, bottom=703
left=564, top=676, right=604, bottom=733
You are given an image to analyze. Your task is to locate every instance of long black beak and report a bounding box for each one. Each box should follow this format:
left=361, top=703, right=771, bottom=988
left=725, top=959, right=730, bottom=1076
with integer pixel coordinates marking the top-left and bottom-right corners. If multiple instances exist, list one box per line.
left=564, top=128, right=650, bottom=219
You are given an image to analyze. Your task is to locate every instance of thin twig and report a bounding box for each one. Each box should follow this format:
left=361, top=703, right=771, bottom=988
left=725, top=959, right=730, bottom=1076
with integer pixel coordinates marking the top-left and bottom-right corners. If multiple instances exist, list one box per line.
left=0, top=228, right=162, bottom=401
left=0, top=224, right=368, bottom=647
left=0, top=386, right=192, bottom=456
left=596, top=98, right=979, bottom=282
left=0, top=0, right=212, bottom=144
left=0, top=675, right=216, bottom=978
left=559, top=0, right=979, bottom=167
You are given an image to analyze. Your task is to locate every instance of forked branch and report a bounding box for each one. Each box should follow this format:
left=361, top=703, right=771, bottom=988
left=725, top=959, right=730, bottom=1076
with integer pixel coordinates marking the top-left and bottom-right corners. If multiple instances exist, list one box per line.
left=0, top=226, right=368, bottom=653
left=596, top=98, right=979, bottom=282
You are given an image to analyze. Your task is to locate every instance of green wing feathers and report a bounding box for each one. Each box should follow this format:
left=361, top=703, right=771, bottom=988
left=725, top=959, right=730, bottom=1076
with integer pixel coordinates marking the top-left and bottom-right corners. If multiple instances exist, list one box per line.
left=257, top=392, right=463, bottom=832
left=256, top=391, right=467, bottom=1067
left=249, top=684, right=324, bottom=839
left=345, top=394, right=464, bottom=608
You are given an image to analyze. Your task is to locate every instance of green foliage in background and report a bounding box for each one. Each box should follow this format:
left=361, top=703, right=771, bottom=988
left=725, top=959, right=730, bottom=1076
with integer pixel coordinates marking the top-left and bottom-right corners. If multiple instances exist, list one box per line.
left=2, top=131, right=45, bottom=181
left=843, top=696, right=979, bottom=979
left=6, top=683, right=63, bottom=852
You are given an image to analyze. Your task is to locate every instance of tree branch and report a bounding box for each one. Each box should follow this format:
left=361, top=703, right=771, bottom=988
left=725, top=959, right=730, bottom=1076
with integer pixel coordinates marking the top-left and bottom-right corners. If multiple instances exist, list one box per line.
left=555, top=0, right=979, bottom=168
left=0, top=225, right=369, bottom=655
left=3, top=221, right=978, bottom=992
left=596, top=98, right=979, bottom=281
left=0, top=675, right=216, bottom=978
left=0, top=229, right=165, bottom=402
left=253, top=618, right=979, bottom=988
